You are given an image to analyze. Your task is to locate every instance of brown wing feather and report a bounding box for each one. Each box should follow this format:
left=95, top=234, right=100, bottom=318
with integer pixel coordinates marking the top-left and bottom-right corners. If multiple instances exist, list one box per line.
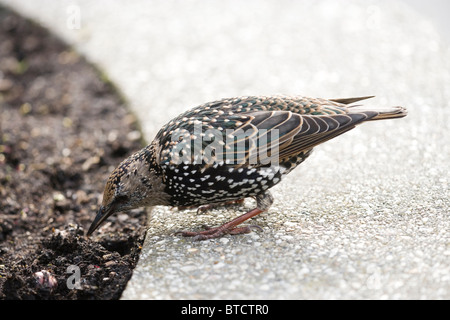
left=224, top=111, right=303, bottom=165
left=277, top=113, right=373, bottom=160
left=225, top=110, right=376, bottom=165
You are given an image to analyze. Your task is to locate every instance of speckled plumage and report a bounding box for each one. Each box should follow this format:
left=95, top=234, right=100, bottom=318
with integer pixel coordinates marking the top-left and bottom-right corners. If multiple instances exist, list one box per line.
left=87, top=95, right=407, bottom=239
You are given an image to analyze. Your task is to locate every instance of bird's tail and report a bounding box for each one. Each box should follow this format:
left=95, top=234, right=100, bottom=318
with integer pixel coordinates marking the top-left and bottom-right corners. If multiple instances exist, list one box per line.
left=330, top=96, right=407, bottom=121
left=350, top=105, right=408, bottom=121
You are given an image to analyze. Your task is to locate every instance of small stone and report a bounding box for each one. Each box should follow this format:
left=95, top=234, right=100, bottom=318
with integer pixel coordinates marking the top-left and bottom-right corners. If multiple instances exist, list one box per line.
left=102, top=254, right=113, bottom=260
left=34, top=270, right=58, bottom=290
left=105, top=261, right=117, bottom=267
left=53, top=192, right=66, bottom=202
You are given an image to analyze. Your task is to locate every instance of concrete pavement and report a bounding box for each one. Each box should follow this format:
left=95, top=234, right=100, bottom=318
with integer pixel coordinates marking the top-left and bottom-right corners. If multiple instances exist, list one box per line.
left=2, top=0, right=449, bottom=299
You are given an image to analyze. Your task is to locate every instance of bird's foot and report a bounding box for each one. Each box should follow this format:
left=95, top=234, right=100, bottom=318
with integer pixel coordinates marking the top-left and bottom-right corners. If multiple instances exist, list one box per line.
left=176, top=224, right=262, bottom=241
left=176, top=204, right=268, bottom=241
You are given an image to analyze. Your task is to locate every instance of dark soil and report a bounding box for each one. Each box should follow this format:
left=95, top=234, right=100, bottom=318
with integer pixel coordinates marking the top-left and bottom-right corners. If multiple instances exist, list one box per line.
left=0, top=6, right=148, bottom=299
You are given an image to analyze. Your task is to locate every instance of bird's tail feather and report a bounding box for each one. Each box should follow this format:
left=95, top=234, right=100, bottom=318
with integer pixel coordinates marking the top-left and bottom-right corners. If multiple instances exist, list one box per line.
left=350, top=106, right=408, bottom=121
left=330, top=96, right=407, bottom=120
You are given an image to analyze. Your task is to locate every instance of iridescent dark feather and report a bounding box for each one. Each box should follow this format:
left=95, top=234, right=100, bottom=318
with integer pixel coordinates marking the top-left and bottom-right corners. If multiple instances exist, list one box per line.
left=155, top=95, right=405, bottom=167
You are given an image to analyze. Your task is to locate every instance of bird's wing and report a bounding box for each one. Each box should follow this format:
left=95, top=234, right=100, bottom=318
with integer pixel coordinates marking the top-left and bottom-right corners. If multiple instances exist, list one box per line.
left=224, top=110, right=377, bottom=165
left=218, top=111, right=303, bottom=166
left=155, top=110, right=303, bottom=166
left=155, top=108, right=377, bottom=167
left=276, top=112, right=374, bottom=160
left=154, top=93, right=385, bottom=167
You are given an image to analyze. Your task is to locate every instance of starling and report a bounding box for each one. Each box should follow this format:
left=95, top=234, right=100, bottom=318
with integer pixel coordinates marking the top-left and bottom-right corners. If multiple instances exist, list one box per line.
left=87, top=95, right=406, bottom=240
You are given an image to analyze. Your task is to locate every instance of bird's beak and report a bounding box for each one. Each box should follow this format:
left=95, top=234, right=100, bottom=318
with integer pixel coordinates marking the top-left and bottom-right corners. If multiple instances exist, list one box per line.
left=87, top=205, right=113, bottom=236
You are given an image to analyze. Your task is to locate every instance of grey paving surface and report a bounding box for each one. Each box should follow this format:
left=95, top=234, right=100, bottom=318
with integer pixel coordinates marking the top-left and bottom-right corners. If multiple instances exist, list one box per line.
left=3, top=0, right=449, bottom=299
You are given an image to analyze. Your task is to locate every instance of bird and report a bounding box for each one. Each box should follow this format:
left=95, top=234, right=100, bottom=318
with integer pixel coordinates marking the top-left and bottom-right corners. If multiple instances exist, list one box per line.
left=87, top=95, right=407, bottom=240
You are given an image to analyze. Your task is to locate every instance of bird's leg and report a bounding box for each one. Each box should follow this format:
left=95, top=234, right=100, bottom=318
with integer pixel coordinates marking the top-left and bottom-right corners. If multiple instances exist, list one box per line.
left=176, top=192, right=273, bottom=240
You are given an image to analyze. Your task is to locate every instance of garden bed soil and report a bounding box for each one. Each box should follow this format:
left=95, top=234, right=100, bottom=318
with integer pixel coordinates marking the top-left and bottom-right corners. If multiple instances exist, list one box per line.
left=0, top=6, right=148, bottom=299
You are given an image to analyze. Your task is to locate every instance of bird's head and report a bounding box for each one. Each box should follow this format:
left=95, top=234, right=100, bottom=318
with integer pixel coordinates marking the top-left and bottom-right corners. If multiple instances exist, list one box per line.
left=86, top=149, right=169, bottom=236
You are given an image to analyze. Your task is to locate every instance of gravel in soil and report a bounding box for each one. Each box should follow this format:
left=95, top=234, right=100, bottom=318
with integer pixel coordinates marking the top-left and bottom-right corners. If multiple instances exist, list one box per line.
left=0, top=6, right=148, bottom=299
